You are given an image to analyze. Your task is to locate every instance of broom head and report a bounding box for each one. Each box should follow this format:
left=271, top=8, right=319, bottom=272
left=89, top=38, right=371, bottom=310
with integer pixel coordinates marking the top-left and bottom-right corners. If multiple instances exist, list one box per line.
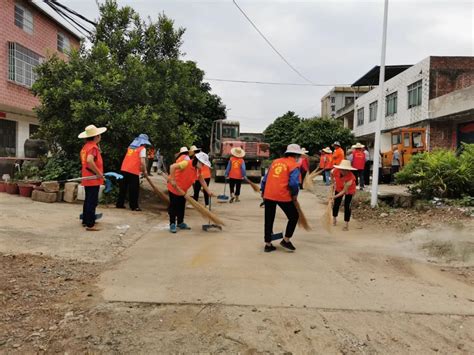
left=294, top=200, right=311, bottom=231
left=184, top=195, right=226, bottom=226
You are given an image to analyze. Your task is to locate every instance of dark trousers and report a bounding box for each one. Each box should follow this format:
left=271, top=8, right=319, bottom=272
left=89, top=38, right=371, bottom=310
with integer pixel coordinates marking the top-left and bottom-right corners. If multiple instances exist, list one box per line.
left=229, top=178, right=242, bottom=196
left=168, top=190, right=186, bottom=225
left=391, top=165, right=400, bottom=183
left=83, top=186, right=100, bottom=228
left=300, top=171, right=307, bottom=189
left=146, top=159, right=154, bottom=174
left=332, top=191, right=353, bottom=222
left=355, top=170, right=364, bottom=188
left=264, top=199, right=299, bottom=243
left=193, top=178, right=211, bottom=206
left=364, top=161, right=371, bottom=185
left=116, top=171, right=140, bottom=210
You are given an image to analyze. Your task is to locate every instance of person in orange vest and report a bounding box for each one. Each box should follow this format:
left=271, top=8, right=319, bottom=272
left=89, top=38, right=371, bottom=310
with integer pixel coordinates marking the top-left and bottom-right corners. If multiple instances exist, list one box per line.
left=332, top=141, right=345, bottom=166
left=175, top=147, right=190, bottom=163
left=321, top=147, right=333, bottom=186
left=190, top=146, right=212, bottom=207
left=78, top=124, right=107, bottom=231
left=299, top=148, right=310, bottom=189
left=351, top=142, right=366, bottom=191
left=260, top=144, right=304, bottom=253
left=167, top=151, right=214, bottom=233
left=331, top=159, right=357, bottom=231
left=146, top=146, right=155, bottom=176
left=225, top=147, right=246, bottom=203
left=116, top=134, right=151, bottom=211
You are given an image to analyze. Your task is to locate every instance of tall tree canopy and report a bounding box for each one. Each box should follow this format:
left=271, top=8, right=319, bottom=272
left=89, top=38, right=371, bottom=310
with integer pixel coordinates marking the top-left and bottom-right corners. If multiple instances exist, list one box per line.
left=33, top=0, right=225, bottom=169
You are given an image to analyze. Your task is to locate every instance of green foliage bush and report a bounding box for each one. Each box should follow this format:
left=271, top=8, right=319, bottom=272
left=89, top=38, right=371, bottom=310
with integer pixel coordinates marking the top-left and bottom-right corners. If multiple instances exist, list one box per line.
left=40, top=154, right=81, bottom=181
left=395, top=144, right=474, bottom=199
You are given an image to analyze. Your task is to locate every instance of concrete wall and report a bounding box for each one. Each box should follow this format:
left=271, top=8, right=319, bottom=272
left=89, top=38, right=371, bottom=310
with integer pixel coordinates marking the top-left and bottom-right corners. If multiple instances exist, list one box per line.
left=429, top=85, right=474, bottom=119
left=429, top=57, right=474, bottom=100
left=352, top=57, right=431, bottom=138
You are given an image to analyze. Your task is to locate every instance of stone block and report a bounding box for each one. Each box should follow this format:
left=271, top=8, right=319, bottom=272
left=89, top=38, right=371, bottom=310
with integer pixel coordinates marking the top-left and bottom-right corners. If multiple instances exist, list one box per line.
left=31, top=190, right=57, bottom=203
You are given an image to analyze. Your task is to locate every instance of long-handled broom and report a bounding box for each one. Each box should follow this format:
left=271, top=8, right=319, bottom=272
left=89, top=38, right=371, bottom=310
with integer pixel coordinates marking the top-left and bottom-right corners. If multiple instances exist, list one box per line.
left=303, top=168, right=323, bottom=190
left=158, top=171, right=225, bottom=226
left=321, top=184, right=334, bottom=233
left=145, top=175, right=170, bottom=205
left=245, top=177, right=261, bottom=194
left=294, top=199, right=311, bottom=231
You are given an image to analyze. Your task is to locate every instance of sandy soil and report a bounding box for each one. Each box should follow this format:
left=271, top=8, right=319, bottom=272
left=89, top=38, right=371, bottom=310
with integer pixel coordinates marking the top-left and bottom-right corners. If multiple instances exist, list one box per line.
left=0, top=178, right=473, bottom=354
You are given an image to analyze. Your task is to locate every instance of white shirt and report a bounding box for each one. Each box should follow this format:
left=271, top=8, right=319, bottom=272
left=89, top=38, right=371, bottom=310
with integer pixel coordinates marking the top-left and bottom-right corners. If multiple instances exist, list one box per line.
left=140, top=148, right=146, bottom=158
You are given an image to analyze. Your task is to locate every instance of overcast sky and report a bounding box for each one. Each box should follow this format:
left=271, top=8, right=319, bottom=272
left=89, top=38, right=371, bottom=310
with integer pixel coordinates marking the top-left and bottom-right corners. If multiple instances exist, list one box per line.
left=36, top=0, right=473, bottom=132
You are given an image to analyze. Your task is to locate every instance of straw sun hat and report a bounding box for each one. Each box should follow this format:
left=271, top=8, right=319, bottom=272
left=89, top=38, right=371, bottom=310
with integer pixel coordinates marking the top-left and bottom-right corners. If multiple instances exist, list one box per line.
left=189, top=145, right=201, bottom=152
left=231, top=147, right=246, bottom=158
left=285, top=144, right=305, bottom=155
left=322, top=147, right=332, bottom=154
left=353, top=142, right=365, bottom=149
left=78, top=125, right=107, bottom=139
left=333, top=159, right=357, bottom=171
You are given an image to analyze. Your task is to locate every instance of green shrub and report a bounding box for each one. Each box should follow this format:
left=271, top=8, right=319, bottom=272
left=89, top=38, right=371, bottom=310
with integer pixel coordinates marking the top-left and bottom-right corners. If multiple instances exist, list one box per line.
left=395, top=143, right=474, bottom=199
left=40, top=154, right=81, bottom=181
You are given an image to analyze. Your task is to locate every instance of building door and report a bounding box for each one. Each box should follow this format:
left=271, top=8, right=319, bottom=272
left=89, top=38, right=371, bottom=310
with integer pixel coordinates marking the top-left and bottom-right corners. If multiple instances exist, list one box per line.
left=458, top=121, right=474, bottom=146
left=0, top=119, right=17, bottom=157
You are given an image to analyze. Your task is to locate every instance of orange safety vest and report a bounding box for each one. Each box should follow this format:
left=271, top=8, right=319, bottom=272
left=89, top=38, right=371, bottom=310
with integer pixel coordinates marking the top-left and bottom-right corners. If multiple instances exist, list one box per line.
left=352, top=150, right=366, bottom=170
left=167, top=161, right=198, bottom=195
left=333, top=147, right=344, bottom=166
left=229, top=157, right=244, bottom=180
left=324, top=154, right=334, bottom=170
left=121, top=146, right=145, bottom=176
left=333, top=169, right=356, bottom=195
left=201, top=164, right=211, bottom=179
left=80, top=141, right=104, bottom=186
left=176, top=154, right=190, bottom=163
left=319, top=153, right=325, bottom=169
left=263, top=157, right=299, bottom=202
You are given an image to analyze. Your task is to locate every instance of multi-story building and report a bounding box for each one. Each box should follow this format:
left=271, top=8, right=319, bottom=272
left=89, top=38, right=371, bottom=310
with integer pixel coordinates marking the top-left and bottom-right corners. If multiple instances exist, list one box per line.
left=350, top=56, right=473, bottom=153
left=0, top=0, right=80, bottom=158
left=320, top=86, right=370, bottom=118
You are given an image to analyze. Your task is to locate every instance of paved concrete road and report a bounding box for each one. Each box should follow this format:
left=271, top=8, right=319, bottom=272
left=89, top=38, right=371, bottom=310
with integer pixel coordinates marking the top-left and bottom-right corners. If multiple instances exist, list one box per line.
left=99, top=183, right=473, bottom=315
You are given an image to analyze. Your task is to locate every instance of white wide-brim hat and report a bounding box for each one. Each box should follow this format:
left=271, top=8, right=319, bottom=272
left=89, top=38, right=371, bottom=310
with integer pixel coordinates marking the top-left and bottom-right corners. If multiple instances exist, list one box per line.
left=177, top=146, right=189, bottom=155
left=334, top=159, right=357, bottom=171
left=195, top=152, right=212, bottom=167
left=301, top=147, right=309, bottom=155
left=353, top=142, right=365, bottom=149
left=78, top=125, right=107, bottom=139
left=231, top=147, right=246, bottom=158
left=285, top=144, right=304, bottom=155
left=322, top=147, right=332, bottom=154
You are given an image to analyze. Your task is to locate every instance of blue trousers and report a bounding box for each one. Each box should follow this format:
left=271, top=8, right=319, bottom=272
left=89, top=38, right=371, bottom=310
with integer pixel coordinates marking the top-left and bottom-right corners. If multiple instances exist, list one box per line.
left=83, top=186, right=99, bottom=227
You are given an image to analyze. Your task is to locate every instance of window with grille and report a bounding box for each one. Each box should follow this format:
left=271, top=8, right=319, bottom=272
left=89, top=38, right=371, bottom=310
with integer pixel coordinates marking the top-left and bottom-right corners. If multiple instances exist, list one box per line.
left=369, top=101, right=378, bottom=122
left=14, top=3, right=33, bottom=34
left=385, top=92, right=398, bottom=116
left=407, top=80, right=422, bottom=108
left=8, top=42, right=42, bottom=88
left=0, top=119, right=17, bottom=157
left=57, top=32, right=71, bottom=53
left=357, top=108, right=364, bottom=126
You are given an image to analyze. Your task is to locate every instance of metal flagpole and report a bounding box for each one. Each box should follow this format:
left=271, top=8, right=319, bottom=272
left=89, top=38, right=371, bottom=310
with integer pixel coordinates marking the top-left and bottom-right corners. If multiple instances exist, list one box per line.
left=371, top=0, right=390, bottom=208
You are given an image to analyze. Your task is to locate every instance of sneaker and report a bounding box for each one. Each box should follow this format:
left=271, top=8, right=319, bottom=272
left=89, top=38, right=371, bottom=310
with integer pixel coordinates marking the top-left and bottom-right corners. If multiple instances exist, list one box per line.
left=280, top=239, right=296, bottom=251
left=264, top=244, right=276, bottom=253
left=178, top=223, right=191, bottom=230
left=170, top=223, right=177, bottom=233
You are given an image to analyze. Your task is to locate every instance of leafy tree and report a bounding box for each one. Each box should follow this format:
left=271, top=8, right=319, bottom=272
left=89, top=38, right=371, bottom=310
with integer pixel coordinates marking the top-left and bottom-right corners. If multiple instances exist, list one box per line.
left=293, top=117, right=355, bottom=154
left=263, top=111, right=301, bottom=157
left=33, top=0, right=225, bottom=172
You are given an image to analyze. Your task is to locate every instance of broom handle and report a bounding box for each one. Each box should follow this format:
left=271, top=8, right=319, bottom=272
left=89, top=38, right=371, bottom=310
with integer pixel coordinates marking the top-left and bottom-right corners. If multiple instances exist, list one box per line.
left=157, top=170, right=187, bottom=196
left=145, top=175, right=170, bottom=202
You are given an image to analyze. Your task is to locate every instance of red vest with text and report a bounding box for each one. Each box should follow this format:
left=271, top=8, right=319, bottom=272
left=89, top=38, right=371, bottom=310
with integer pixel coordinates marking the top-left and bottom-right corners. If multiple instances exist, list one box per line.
left=352, top=150, right=366, bottom=170
left=324, top=154, right=334, bottom=170
left=263, top=157, right=299, bottom=202
left=229, top=157, right=244, bottom=179
left=80, top=141, right=104, bottom=186
left=121, top=146, right=145, bottom=175
left=167, top=161, right=198, bottom=195
left=333, top=169, right=356, bottom=195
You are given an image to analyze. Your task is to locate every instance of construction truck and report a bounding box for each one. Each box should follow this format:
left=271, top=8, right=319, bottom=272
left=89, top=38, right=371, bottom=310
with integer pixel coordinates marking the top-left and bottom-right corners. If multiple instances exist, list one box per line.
left=380, top=127, right=426, bottom=182
left=210, top=119, right=270, bottom=182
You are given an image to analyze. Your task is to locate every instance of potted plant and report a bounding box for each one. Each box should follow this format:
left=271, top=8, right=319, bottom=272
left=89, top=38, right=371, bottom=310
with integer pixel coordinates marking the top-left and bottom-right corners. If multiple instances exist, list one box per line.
left=16, top=164, right=42, bottom=197
left=5, top=180, right=19, bottom=194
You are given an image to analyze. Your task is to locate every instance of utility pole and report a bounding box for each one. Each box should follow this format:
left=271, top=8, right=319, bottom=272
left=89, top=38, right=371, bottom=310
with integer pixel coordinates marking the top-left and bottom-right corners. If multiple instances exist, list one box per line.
left=371, top=0, right=389, bottom=208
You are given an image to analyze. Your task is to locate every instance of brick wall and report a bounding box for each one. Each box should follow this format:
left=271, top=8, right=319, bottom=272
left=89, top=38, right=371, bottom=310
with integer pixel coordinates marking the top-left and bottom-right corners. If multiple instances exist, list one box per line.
left=0, top=0, right=80, bottom=112
left=429, top=57, right=474, bottom=100
left=429, top=121, right=457, bottom=150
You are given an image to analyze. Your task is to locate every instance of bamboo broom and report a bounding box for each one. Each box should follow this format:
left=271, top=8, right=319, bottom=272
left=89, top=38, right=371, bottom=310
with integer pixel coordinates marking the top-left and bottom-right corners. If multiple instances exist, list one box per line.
left=158, top=172, right=225, bottom=226
left=145, top=175, right=170, bottom=205
left=303, top=168, right=323, bottom=190
left=321, top=184, right=334, bottom=233
left=245, top=178, right=261, bottom=194
left=294, top=200, right=311, bottom=231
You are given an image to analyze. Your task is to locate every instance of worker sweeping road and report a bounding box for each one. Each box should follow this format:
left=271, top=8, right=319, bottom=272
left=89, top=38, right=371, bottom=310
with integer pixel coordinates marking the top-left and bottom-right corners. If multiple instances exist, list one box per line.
left=116, top=134, right=151, bottom=211
left=78, top=124, right=107, bottom=231
left=330, top=159, right=357, bottom=231
left=167, top=151, right=214, bottom=233
left=299, top=147, right=310, bottom=189
left=351, top=142, right=366, bottom=191
left=175, top=146, right=190, bottom=163
left=321, top=147, right=333, bottom=186
left=225, top=147, right=246, bottom=203
left=260, top=144, right=303, bottom=253
left=189, top=146, right=212, bottom=208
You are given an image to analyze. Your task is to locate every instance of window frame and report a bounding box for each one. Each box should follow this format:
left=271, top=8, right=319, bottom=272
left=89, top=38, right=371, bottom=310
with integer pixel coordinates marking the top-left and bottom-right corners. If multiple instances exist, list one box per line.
left=357, top=107, right=364, bottom=126
left=369, top=101, right=378, bottom=122
left=57, top=32, right=71, bottom=53
left=385, top=91, right=398, bottom=116
left=14, top=3, right=34, bottom=34
left=0, top=119, right=17, bottom=157
left=407, top=80, right=422, bottom=109
left=8, top=42, right=43, bottom=88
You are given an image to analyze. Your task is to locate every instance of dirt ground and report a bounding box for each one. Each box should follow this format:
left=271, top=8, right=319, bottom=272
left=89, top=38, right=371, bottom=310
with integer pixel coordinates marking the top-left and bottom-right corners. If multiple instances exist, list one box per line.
left=1, top=178, right=473, bottom=354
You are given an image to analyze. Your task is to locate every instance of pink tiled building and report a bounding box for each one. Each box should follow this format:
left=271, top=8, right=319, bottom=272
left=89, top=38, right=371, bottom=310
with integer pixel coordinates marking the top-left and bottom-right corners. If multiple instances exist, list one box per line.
left=0, top=0, right=80, bottom=157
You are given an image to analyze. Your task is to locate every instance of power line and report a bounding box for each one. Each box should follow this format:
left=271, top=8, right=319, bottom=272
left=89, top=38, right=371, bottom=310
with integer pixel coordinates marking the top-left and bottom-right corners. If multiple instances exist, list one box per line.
left=50, top=0, right=97, bottom=26
left=44, top=1, right=93, bottom=36
left=232, top=0, right=314, bottom=85
left=44, top=1, right=91, bottom=37
left=205, top=78, right=350, bottom=87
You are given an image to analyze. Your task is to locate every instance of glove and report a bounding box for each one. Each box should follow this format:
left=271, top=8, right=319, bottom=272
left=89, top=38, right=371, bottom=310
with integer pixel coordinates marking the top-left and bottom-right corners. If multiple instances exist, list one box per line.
left=104, top=172, right=124, bottom=180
